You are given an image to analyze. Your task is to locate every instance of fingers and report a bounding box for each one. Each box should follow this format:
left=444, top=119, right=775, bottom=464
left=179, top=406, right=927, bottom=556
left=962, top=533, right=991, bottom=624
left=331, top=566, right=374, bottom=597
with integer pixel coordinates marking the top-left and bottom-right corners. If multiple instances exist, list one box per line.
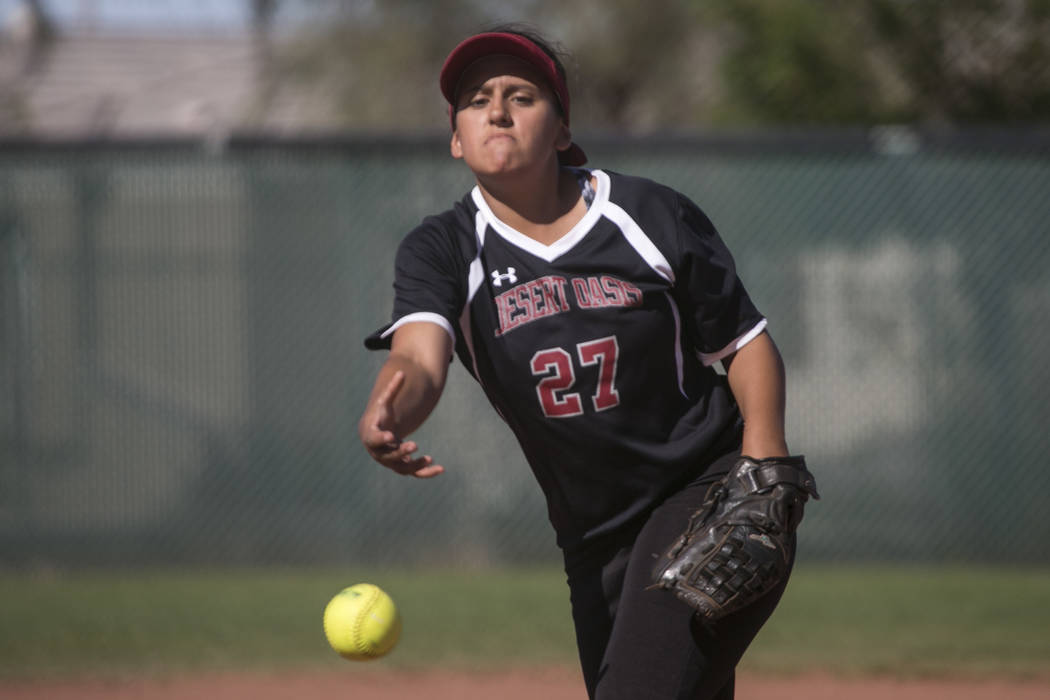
left=384, top=450, right=446, bottom=479
left=399, top=457, right=445, bottom=479
left=365, top=436, right=445, bottom=479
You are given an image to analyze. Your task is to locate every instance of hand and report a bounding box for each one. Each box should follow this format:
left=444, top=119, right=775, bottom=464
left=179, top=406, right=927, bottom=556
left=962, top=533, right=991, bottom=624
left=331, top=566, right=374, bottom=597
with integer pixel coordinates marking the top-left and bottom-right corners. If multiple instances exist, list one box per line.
left=359, top=370, right=445, bottom=478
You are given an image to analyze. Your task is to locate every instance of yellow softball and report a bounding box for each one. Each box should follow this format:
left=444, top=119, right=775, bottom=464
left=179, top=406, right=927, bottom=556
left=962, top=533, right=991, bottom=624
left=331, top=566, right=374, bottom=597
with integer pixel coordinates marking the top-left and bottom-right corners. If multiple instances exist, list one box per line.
left=323, top=583, right=401, bottom=661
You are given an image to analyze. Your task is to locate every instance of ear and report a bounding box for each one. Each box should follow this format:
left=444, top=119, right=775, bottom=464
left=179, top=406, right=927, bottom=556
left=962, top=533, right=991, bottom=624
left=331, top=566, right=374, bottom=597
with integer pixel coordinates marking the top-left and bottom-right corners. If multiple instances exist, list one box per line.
left=554, top=121, right=572, bottom=154
left=450, top=130, right=464, bottom=159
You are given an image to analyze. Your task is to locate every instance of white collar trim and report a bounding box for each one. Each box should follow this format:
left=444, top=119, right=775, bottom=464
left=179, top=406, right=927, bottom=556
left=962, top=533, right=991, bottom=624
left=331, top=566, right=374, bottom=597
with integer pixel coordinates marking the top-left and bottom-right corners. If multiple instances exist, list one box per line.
left=470, top=169, right=610, bottom=262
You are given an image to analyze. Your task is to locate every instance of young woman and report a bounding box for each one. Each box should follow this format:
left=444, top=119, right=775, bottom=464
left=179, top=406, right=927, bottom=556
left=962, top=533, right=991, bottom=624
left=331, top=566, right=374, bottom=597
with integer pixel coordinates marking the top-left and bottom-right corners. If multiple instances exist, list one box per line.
left=360, top=26, right=801, bottom=700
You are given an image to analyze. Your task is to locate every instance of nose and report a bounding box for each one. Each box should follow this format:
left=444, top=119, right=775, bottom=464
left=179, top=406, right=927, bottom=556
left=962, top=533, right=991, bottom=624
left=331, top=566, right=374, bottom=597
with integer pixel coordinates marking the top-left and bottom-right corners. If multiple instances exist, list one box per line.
left=488, top=98, right=512, bottom=125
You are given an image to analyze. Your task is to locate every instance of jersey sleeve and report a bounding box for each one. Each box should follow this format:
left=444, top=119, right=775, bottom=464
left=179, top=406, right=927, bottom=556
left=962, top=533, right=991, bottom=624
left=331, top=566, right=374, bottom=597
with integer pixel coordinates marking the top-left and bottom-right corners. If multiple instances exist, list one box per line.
left=672, top=192, right=765, bottom=365
left=364, top=217, right=468, bottom=351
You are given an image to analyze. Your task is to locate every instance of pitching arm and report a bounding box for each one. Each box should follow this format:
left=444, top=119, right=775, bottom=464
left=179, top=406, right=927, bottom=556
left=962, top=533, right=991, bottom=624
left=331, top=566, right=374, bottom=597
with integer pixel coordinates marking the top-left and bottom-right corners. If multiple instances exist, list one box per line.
left=358, top=321, right=453, bottom=478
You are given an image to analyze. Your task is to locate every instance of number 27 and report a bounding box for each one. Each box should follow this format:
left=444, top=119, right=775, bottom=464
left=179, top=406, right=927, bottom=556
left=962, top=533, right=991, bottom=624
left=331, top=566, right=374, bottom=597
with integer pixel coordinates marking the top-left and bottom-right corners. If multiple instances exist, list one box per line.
left=530, top=336, right=621, bottom=418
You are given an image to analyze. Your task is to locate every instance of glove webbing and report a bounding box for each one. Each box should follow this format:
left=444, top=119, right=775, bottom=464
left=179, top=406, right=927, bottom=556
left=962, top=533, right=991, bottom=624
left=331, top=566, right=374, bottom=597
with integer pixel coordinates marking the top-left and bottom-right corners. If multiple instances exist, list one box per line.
left=695, top=529, right=778, bottom=604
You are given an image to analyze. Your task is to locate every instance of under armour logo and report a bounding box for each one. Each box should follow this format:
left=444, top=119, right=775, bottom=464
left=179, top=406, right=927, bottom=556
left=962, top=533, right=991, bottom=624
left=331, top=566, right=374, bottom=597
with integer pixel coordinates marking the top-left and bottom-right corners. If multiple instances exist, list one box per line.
left=491, top=267, right=518, bottom=287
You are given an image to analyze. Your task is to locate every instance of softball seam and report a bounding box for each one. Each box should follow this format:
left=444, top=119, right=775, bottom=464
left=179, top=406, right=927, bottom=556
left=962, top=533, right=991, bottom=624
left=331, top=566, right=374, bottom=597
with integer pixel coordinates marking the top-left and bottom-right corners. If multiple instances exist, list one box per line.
left=353, top=585, right=382, bottom=656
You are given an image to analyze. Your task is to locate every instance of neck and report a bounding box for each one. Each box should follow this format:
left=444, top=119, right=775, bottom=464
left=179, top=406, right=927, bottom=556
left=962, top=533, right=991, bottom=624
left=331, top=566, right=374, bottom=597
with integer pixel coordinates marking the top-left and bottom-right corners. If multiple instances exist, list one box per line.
left=476, top=163, right=584, bottom=244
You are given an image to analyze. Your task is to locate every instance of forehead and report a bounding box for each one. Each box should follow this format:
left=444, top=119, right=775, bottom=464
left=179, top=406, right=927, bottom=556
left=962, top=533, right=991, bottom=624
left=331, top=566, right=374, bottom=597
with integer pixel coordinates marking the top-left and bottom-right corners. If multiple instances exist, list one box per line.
left=455, top=54, right=552, bottom=95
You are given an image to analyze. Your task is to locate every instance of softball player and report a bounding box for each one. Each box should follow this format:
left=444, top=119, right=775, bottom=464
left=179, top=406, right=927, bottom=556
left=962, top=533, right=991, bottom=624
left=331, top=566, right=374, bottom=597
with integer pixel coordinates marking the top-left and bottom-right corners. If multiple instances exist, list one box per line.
left=360, top=26, right=797, bottom=700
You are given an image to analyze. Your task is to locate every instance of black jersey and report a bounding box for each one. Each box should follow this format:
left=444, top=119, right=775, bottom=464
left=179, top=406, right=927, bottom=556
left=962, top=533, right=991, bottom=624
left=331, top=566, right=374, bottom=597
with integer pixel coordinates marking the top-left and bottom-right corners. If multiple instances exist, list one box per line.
left=366, top=169, right=765, bottom=549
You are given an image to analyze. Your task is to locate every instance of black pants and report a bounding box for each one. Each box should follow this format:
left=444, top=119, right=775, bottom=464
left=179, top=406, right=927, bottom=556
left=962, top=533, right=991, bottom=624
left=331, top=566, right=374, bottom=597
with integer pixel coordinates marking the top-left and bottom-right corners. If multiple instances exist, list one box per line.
left=563, top=452, right=793, bottom=700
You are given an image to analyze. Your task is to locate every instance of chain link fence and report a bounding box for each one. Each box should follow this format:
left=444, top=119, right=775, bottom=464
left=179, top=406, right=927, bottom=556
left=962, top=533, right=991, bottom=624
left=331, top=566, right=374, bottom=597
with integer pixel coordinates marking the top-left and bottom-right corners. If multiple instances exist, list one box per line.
left=1, top=130, right=1048, bottom=569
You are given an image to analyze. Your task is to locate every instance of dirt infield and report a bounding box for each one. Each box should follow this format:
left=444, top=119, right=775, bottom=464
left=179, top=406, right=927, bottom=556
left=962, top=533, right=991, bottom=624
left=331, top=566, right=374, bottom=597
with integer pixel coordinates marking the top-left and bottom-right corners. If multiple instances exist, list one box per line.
left=2, top=669, right=1049, bottom=700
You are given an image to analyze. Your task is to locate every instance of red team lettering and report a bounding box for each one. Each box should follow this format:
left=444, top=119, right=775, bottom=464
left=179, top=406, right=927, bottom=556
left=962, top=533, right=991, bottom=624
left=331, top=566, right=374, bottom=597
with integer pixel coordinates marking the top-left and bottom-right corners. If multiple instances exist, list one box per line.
left=572, top=275, right=643, bottom=309
left=495, top=274, right=643, bottom=336
left=495, top=276, right=572, bottom=336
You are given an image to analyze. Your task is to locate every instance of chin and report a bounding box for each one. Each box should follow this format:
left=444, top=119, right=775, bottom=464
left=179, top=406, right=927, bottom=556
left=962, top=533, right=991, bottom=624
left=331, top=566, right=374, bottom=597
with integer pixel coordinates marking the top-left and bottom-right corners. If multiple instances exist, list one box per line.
left=471, top=158, right=525, bottom=176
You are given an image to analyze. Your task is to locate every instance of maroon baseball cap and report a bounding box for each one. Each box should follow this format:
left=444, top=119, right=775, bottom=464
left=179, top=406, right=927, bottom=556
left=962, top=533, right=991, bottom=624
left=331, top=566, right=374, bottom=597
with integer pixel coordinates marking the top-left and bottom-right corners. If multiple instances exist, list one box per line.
left=439, top=32, right=588, bottom=166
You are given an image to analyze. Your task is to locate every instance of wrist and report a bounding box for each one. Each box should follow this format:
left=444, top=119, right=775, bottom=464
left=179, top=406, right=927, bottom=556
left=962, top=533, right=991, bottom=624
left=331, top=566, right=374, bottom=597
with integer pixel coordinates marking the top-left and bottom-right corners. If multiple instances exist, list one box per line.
left=740, top=434, right=789, bottom=460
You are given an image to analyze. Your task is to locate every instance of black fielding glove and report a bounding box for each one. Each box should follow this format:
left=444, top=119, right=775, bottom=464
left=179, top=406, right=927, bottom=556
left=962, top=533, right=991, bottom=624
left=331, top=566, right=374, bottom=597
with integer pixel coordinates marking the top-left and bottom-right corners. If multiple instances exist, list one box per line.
left=651, top=455, right=819, bottom=622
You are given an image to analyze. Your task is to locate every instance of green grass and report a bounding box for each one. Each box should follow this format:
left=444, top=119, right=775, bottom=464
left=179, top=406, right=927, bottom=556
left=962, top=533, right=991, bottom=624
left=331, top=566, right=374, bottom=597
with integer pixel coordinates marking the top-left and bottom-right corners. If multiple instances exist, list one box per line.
left=1, top=565, right=1048, bottom=681
left=0, top=567, right=577, bottom=680
left=743, top=565, right=1050, bottom=680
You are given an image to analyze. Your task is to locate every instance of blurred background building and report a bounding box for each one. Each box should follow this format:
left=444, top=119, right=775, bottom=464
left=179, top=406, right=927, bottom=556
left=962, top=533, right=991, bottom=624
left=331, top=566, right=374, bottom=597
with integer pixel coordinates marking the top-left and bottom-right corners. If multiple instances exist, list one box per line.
left=0, top=0, right=350, bottom=138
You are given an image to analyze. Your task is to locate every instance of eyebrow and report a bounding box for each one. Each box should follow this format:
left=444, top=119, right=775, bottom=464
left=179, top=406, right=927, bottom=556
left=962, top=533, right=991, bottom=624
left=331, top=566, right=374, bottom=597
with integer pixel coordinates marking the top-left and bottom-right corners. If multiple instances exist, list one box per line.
left=461, top=79, right=540, bottom=97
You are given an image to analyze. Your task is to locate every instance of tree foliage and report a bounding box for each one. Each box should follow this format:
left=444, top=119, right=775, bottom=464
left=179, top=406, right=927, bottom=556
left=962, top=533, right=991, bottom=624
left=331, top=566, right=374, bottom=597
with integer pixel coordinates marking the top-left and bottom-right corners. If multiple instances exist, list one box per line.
left=865, top=0, right=1050, bottom=122
left=525, top=0, right=706, bottom=130
left=709, top=0, right=1050, bottom=125
left=708, top=0, right=884, bottom=124
left=274, top=0, right=497, bottom=128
